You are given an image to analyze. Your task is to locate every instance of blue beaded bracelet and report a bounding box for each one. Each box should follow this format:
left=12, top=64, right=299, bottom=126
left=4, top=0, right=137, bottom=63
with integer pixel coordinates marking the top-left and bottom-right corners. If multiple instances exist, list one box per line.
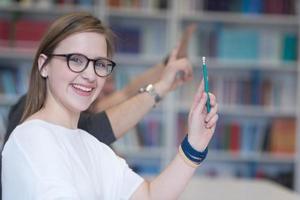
left=181, top=135, right=208, bottom=164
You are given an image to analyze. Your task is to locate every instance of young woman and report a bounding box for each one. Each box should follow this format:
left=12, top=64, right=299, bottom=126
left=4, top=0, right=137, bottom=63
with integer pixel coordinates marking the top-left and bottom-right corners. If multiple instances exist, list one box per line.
left=2, top=12, right=218, bottom=199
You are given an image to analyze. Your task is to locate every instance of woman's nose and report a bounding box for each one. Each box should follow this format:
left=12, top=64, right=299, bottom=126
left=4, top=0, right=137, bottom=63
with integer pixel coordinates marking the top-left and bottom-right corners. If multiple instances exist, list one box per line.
left=81, top=61, right=97, bottom=81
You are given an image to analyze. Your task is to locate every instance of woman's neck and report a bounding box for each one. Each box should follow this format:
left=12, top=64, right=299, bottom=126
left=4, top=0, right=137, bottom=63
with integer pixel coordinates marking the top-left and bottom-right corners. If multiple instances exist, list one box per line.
left=38, top=106, right=80, bottom=129
left=28, top=99, right=80, bottom=130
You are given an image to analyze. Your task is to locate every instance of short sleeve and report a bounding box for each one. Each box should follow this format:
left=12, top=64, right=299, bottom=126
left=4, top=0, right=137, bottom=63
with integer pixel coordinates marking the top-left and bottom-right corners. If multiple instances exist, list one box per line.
left=2, top=125, right=80, bottom=200
left=119, top=158, right=144, bottom=200
left=97, top=143, right=144, bottom=200
left=78, top=111, right=116, bottom=145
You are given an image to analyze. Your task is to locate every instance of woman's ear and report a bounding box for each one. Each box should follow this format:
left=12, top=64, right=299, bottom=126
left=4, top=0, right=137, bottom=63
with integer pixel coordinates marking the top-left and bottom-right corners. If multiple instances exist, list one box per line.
left=38, top=54, right=49, bottom=78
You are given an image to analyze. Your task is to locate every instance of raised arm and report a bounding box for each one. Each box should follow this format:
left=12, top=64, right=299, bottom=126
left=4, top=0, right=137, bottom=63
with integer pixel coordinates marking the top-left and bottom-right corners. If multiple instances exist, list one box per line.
left=95, top=24, right=196, bottom=139
left=92, top=23, right=197, bottom=113
left=93, top=62, right=165, bottom=112
left=131, top=78, right=219, bottom=200
left=106, top=47, right=193, bottom=139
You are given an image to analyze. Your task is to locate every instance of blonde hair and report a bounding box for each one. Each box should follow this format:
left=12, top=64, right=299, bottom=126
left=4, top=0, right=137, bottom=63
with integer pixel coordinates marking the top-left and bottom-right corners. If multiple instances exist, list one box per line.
left=21, top=12, right=115, bottom=122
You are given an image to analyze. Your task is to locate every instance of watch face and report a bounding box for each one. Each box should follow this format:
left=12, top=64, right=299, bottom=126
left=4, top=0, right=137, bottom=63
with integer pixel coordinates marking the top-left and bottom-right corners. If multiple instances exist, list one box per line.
left=146, top=84, right=154, bottom=92
left=141, top=84, right=161, bottom=105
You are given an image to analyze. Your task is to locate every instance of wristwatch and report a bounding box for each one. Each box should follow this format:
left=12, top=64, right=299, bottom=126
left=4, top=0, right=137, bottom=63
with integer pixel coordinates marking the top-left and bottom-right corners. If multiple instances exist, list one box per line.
left=139, top=84, right=162, bottom=107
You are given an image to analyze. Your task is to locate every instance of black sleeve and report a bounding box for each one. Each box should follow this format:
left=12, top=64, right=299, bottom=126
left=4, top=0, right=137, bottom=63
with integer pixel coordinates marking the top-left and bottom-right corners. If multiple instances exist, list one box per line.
left=78, top=111, right=116, bottom=145
left=5, top=94, right=27, bottom=143
left=5, top=94, right=116, bottom=145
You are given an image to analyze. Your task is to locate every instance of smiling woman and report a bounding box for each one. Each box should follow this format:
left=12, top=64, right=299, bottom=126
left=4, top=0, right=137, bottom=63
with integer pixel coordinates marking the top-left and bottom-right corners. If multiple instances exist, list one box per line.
left=2, top=12, right=219, bottom=200
left=37, top=32, right=109, bottom=114
left=20, top=13, right=115, bottom=124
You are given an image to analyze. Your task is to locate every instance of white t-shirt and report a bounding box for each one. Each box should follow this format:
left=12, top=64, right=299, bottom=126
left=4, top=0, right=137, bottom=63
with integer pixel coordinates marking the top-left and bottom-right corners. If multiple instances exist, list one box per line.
left=2, top=119, right=144, bottom=200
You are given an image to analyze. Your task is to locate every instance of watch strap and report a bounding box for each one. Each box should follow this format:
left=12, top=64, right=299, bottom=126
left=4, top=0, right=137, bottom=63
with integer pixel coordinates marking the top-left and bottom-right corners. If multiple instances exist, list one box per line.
left=139, top=84, right=162, bottom=107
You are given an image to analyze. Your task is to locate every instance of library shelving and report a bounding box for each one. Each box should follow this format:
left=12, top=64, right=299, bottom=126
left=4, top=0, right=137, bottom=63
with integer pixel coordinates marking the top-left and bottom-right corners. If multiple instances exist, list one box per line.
left=0, top=0, right=300, bottom=193
left=175, top=0, right=300, bottom=192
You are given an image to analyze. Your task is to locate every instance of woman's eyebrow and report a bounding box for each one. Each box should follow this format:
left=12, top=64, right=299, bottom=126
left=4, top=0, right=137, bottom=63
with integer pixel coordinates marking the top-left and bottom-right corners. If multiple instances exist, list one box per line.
left=94, top=56, right=109, bottom=60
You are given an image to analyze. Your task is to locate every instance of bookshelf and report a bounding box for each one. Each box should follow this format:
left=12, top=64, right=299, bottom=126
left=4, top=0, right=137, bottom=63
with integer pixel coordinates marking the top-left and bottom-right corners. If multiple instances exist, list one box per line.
left=174, top=0, right=300, bottom=192
left=0, top=0, right=300, bottom=193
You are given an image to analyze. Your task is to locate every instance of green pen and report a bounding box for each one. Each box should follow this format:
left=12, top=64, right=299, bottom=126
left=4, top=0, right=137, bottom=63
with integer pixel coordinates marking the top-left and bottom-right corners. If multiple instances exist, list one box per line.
left=202, top=57, right=211, bottom=113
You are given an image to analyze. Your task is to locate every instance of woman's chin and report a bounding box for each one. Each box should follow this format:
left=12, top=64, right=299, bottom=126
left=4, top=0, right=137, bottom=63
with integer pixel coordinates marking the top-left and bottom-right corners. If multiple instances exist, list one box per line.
left=68, top=102, right=92, bottom=113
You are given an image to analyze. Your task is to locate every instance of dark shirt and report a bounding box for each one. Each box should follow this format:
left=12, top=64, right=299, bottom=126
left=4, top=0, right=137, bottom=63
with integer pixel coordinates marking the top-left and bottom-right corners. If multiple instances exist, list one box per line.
left=5, top=94, right=116, bottom=144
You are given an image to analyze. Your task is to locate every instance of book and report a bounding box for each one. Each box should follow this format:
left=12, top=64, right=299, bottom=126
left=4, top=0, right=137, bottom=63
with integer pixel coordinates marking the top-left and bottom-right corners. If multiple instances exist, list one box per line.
left=229, top=122, right=240, bottom=152
left=13, top=19, right=51, bottom=48
left=0, top=20, right=10, bottom=41
left=270, top=118, right=296, bottom=154
left=259, top=30, right=282, bottom=63
left=112, top=25, right=141, bottom=54
left=217, top=28, right=259, bottom=60
left=242, top=0, right=263, bottom=13
left=282, top=33, right=297, bottom=61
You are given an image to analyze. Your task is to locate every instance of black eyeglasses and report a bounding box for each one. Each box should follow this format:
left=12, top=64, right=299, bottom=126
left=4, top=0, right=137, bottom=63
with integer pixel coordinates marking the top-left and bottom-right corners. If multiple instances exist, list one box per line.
left=48, top=53, right=116, bottom=77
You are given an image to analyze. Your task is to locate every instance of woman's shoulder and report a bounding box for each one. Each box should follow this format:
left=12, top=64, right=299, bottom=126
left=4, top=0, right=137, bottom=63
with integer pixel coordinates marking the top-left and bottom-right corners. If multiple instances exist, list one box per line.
left=78, top=129, right=119, bottom=157
left=3, top=120, right=61, bottom=156
left=78, top=129, right=111, bottom=148
left=8, top=119, right=57, bottom=144
left=13, top=119, right=52, bottom=133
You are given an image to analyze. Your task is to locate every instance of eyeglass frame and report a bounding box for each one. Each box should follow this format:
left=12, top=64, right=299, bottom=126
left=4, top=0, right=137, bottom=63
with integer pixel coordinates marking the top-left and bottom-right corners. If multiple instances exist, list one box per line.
left=47, top=53, right=116, bottom=77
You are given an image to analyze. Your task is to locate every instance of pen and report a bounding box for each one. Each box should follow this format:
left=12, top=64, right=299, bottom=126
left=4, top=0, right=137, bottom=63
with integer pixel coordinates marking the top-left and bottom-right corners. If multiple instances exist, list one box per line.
left=202, top=57, right=211, bottom=113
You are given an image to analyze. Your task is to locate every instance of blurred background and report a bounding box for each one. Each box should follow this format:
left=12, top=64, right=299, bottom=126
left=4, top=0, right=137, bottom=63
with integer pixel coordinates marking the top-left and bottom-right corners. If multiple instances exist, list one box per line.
left=0, top=0, right=299, bottom=194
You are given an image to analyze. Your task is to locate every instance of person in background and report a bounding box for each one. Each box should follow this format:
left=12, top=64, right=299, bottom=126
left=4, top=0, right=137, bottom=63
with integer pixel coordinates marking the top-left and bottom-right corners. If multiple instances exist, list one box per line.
left=5, top=23, right=196, bottom=145
left=2, top=12, right=218, bottom=199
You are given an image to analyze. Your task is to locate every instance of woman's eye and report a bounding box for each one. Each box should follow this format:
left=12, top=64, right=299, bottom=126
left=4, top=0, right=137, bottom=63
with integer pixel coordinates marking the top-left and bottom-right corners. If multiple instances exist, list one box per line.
left=95, top=62, right=105, bottom=68
left=70, top=56, right=83, bottom=64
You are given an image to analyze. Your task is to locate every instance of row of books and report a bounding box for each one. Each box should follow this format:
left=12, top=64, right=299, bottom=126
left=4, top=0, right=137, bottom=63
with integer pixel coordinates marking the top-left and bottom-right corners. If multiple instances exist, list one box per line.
left=110, top=21, right=167, bottom=56
left=0, top=0, right=168, bottom=9
left=0, top=18, right=167, bottom=56
left=2, top=16, right=297, bottom=62
left=113, top=111, right=163, bottom=150
left=191, top=26, right=298, bottom=62
left=218, top=72, right=296, bottom=107
left=108, top=0, right=168, bottom=10
left=180, top=0, right=295, bottom=15
left=136, top=112, right=163, bottom=147
left=178, top=114, right=295, bottom=154
left=0, top=19, right=50, bottom=49
left=178, top=70, right=296, bottom=108
left=0, top=0, right=95, bottom=7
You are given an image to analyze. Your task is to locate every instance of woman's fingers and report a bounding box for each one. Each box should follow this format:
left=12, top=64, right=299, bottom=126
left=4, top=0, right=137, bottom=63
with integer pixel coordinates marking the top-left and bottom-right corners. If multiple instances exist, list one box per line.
left=167, top=47, right=179, bottom=64
left=191, top=80, right=205, bottom=110
left=208, top=93, right=216, bottom=106
left=194, top=92, right=208, bottom=116
left=205, top=114, right=219, bottom=129
left=205, top=103, right=218, bottom=122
